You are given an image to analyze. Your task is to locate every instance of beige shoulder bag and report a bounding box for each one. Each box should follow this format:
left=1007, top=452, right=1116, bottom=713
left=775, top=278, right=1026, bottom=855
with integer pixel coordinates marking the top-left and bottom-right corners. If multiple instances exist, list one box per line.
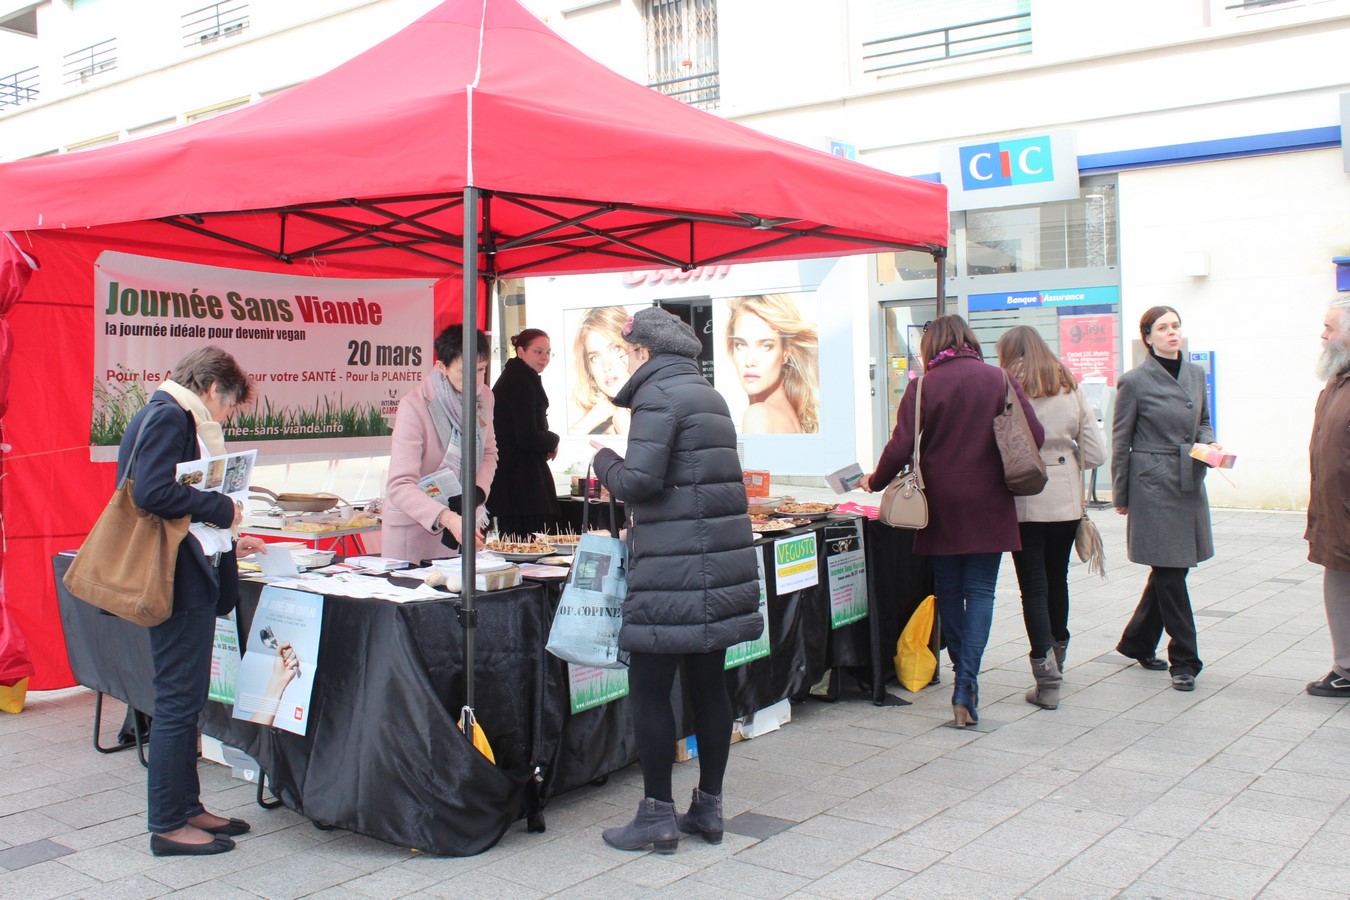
left=878, top=376, right=928, bottom=529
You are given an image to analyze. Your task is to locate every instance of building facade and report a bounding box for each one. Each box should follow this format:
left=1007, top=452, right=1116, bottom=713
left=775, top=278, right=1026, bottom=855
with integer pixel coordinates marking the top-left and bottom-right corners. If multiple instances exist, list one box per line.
left=3, top=0, right=1348, bottom=507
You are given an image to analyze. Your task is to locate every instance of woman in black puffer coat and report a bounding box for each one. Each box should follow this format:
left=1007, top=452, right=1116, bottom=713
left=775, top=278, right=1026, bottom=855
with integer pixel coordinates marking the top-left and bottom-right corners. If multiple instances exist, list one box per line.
left=591, top=307, right=761, bottom=855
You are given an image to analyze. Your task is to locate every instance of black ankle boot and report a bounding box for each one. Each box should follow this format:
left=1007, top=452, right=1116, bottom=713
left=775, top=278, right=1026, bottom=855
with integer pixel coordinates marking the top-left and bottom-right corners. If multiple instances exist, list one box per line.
left=677, top=787, right=723, bottom=844
left=602, top=797, right=680, bottom=853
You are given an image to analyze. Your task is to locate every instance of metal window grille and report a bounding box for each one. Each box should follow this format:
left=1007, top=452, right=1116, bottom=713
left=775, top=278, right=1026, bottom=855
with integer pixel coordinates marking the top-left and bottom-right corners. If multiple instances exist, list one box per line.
left=0, top=65, right=39, bottom=108
left=1225, top=0, right=1298, bottom=9
left=645, top=0, right=719, bottom=110
left=183, top=1, right=249, bottom=47
left=62, top=38, right=117, bottom=85
left=863, top=11, right=1031, bottom=75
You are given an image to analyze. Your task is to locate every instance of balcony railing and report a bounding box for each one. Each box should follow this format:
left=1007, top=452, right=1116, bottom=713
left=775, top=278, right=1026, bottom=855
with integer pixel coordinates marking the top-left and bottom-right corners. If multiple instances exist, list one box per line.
left=863, top=12, right=1031, bottom=76
left=62, top=38, right=117, bottom=85
left=183, top=1, right=250, bottom=47
left=648, top=68, right=720, bottom=111
left=1225, top=0, right=1298, bottom=9
left=0, top=65, right=39, bottom=109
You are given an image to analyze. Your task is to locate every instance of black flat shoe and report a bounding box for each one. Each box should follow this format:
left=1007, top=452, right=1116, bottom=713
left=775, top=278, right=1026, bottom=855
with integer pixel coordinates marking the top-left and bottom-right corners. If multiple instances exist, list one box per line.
left=1171, top=674, right=1196, bottom=692
left=200, top=817, right=250, bottom=837
left=150, top=833, right=235, bottom=856
left=1136, top=657, right=1168, bottom=671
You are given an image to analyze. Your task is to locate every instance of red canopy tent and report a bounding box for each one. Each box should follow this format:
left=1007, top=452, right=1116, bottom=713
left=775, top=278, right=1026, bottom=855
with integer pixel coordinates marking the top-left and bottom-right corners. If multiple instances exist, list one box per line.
left=0, top=0, right=946, bottom=690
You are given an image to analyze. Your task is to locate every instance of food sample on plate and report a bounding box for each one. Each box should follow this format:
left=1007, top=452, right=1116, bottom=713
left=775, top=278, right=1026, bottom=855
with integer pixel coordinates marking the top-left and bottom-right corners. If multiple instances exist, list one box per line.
left=484, top=539, right=554, bottom=555
left=283, top=521, right=340, bottom=533
left=749, top=517, right=808, bottom=533
left=345, top=511, right=381, bottom=527
left=775, top=501, right=836, bottom=515
left=537, top=533, right=581, bottom=548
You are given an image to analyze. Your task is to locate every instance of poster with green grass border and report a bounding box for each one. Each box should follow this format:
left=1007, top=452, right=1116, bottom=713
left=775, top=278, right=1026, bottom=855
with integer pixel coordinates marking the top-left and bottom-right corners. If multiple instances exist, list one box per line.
left=827, top=521, right=868, bottom=628
left=726, top=553, right=770, bottom=669
left=90, top=251, right=433, bottom=458
left=208, top=615, right=241, bottom=705
left=568, top=663, right=629, bottom=714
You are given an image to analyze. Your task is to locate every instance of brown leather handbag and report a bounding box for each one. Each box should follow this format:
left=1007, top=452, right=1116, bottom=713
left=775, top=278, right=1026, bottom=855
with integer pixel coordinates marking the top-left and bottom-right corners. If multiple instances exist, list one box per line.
left=995, top=371, right=1049, bottom=496
left=63, top=405, right=191, bottom=627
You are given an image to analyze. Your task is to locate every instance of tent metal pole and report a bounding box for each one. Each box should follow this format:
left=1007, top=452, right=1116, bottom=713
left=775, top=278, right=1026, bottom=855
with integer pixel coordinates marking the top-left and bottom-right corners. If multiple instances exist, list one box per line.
left=461, top=186, right=480, bottom=711
left=934, top=246, right=948, bottom=317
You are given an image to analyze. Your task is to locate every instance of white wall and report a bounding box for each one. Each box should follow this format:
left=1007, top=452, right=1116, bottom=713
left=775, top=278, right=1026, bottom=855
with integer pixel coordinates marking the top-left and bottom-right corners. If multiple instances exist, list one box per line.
left=1119, top=149, right=1350, bottom=509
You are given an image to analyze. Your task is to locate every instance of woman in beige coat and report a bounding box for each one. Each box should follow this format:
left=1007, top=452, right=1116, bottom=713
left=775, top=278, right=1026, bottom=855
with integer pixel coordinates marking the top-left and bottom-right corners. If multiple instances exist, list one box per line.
left=997, top=327, right=1105, bottom=709
left=383, top=327, right=497, bottom=562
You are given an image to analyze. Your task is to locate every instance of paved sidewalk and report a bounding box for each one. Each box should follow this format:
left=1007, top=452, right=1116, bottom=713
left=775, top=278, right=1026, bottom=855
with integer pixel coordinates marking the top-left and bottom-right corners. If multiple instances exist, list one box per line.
left=2, top=507, right=1347, bottom=898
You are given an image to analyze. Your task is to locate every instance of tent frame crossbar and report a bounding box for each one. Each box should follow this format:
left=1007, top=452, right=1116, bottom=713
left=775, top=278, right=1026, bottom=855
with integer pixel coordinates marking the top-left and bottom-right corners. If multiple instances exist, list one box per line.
left=154, top=188, right=941, bottom=274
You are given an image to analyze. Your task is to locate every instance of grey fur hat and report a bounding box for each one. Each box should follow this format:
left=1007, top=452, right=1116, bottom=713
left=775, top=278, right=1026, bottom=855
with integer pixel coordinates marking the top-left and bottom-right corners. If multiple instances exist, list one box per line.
left=623, top=307, right=702, bottom=359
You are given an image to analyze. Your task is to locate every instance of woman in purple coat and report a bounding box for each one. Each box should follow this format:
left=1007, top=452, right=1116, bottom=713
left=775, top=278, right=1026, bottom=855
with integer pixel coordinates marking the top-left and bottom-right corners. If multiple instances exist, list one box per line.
left=864, top=315, right=1043, bottom=727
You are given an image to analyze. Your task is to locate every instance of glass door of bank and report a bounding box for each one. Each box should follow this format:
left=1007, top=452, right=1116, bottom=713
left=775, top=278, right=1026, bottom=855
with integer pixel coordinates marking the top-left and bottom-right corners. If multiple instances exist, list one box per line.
left=877, top=299, right=936, bottom=446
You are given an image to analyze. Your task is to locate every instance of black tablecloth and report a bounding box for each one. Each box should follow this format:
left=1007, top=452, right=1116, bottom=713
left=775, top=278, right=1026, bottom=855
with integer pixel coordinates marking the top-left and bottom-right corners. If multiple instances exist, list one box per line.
left=51, top=516, right=930, bottom=856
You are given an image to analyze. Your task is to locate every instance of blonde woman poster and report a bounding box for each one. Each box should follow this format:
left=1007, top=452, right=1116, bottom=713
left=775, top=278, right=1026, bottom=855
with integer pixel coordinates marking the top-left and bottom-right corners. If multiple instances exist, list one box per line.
left=566, top=304, right=643, bottom=435
left=722, top=293, right=821, bottom=434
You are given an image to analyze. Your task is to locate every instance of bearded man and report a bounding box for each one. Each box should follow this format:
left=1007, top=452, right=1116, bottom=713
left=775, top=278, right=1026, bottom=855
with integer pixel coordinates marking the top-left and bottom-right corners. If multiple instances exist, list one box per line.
left=1306, top=295, right=1350, bottom=697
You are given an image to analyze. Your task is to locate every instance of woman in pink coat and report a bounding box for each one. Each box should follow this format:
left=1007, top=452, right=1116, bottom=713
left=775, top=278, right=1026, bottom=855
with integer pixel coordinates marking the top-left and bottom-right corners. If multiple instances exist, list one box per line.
left=382, top=328, right=497, bottom=561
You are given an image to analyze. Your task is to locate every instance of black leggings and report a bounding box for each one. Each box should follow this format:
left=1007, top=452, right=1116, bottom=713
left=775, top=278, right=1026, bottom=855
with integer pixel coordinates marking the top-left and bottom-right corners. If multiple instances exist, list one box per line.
left=628, top=649, right=732, bottom=803
left=1010, top=520, right=1080, bottom=659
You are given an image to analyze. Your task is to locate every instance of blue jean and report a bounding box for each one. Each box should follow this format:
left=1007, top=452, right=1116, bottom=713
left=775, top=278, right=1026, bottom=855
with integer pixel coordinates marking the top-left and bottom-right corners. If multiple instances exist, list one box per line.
left=146, top=587, right=217, bottom=833
left=931, top=552, right=1001, bottom=711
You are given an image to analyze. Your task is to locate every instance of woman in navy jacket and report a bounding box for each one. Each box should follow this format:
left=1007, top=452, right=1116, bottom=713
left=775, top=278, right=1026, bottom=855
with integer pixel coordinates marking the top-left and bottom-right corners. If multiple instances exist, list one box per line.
left=118, top=347, right=267, bottom=856
left=865, top=315, right=1043, bottom=727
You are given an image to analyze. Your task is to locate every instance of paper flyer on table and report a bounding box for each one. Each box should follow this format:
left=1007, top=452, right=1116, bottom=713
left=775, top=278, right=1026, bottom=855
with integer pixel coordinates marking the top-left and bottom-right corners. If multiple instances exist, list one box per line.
left=232, top=586, right=323, bottom=735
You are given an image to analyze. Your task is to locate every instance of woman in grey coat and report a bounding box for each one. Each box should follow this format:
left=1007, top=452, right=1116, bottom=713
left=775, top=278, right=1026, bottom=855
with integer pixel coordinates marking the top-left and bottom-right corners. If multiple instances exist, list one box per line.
left=590, top=307, right=762, bottom=854
left=998, top=327, right=1106, bottom=710
left=1112, top=306, right=1220, bottom=691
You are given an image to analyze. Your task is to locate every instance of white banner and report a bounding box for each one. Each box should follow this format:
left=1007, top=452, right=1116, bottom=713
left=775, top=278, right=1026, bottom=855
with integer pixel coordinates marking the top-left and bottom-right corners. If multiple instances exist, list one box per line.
left=91, top=251, right=434, bottom=460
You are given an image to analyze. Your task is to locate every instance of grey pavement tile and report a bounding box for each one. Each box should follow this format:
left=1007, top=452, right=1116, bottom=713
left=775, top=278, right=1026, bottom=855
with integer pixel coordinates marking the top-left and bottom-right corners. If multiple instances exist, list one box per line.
left=0, top=859, right=100, bottom=900
left=598, top=851, right=702, bottom=889
left=932, top=840, right=1069, bottom=883
left=56, top=814, right=154, bottom=852
left=1057, top=844, right=1159, bottom=890
left=1256, top=875, right=1350, bottom=900
left=0, top=837, right=74, bottom=871
left=1140, top=850, right=1278, bottom=899
left=730, top=829, right=860, bottom=879
left=220, top=852, right=367, bottom=899
left=0, top=785, right=80, bottom=819
left=879, top=861, right=1035, bottom=899
left=57, top=872, right=176, bottom=899
left=42, top=789, right=144, bottom=830
left=0, top=810, right=69, bottom=846
left=689, top=857, right=811, bottom=898
left=1124, top=786, right=1230, bottom=840
left=416, top=868, right=547, bottom=898
left=328, top=861, right=441, bottom=897
left=1249, top=767, right=1350, bottom=803
left=1021, top=872, right=1122, bottom=899
left=859, top=834, right=948, bottom=873
left=1181, top=829, right=1301, bottom=869
left=1047, top=766, right=1175, bottom=817
left=726, top=811, right=797, bottom=840
left=798, top=857, right=912, bottom=898
left=55, top=841, right=167, bottom=882
left=1199, top=804, right=1327, bottom=850
left=786, top=813, right=898, bottom=848
left=748, top=789, right=844, bottom=822
left=482, top=841, right=620, bottom=892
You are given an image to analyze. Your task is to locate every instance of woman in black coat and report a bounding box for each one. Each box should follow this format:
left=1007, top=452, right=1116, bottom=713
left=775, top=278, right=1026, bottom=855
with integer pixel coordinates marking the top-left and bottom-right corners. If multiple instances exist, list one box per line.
left=487, top=328, right=560, bottom=538
left=118, top=347, right=268, bottom=856
left=591, top=308, right=761, bottom=854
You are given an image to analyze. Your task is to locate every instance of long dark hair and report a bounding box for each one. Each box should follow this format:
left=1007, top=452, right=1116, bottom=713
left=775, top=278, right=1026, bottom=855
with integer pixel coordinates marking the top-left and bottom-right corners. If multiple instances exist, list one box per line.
left=919, top=314, right=982, bottom=365
left=996, top=326, right=1076, bottom=399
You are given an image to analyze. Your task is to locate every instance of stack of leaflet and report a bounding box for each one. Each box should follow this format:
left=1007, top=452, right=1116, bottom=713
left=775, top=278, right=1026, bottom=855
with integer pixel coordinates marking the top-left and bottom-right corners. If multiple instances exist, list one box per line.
left=346, top=556, right=411, bottom=573
left=432, top=554, right=521, bottom=592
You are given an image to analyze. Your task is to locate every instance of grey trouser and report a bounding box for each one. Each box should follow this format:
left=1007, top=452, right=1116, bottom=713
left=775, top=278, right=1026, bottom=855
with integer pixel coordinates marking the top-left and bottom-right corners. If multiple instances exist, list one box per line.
left=1325, top=568, right=1350, bottom=678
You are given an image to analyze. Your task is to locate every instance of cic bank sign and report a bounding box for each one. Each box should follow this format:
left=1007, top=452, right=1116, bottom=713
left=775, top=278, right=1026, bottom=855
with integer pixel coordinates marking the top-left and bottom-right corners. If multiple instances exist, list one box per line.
left=939, top=131, right=1081, bottom=211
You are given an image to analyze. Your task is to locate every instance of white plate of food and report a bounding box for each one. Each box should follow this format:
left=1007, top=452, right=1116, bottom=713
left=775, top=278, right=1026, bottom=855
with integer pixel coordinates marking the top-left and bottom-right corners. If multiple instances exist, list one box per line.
left=534, top=533, right=581, bottom=555
left=773, top=501, right=837, bottom=521
left=483, top=539, right=556, bottom=562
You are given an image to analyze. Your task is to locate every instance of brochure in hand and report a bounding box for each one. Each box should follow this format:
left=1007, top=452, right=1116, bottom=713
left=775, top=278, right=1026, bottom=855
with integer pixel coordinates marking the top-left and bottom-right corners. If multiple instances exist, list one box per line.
left=175, top=449, right=257, bottom=506
left=417, top=467, right=462, bottom=505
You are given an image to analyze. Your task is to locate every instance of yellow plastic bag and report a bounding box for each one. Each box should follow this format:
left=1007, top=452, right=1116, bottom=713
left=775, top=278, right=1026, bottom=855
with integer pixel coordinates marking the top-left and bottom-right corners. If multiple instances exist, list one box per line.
left=894, top=595, right=936, bottom=692
left=0, top=677, right=30, bottom=714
